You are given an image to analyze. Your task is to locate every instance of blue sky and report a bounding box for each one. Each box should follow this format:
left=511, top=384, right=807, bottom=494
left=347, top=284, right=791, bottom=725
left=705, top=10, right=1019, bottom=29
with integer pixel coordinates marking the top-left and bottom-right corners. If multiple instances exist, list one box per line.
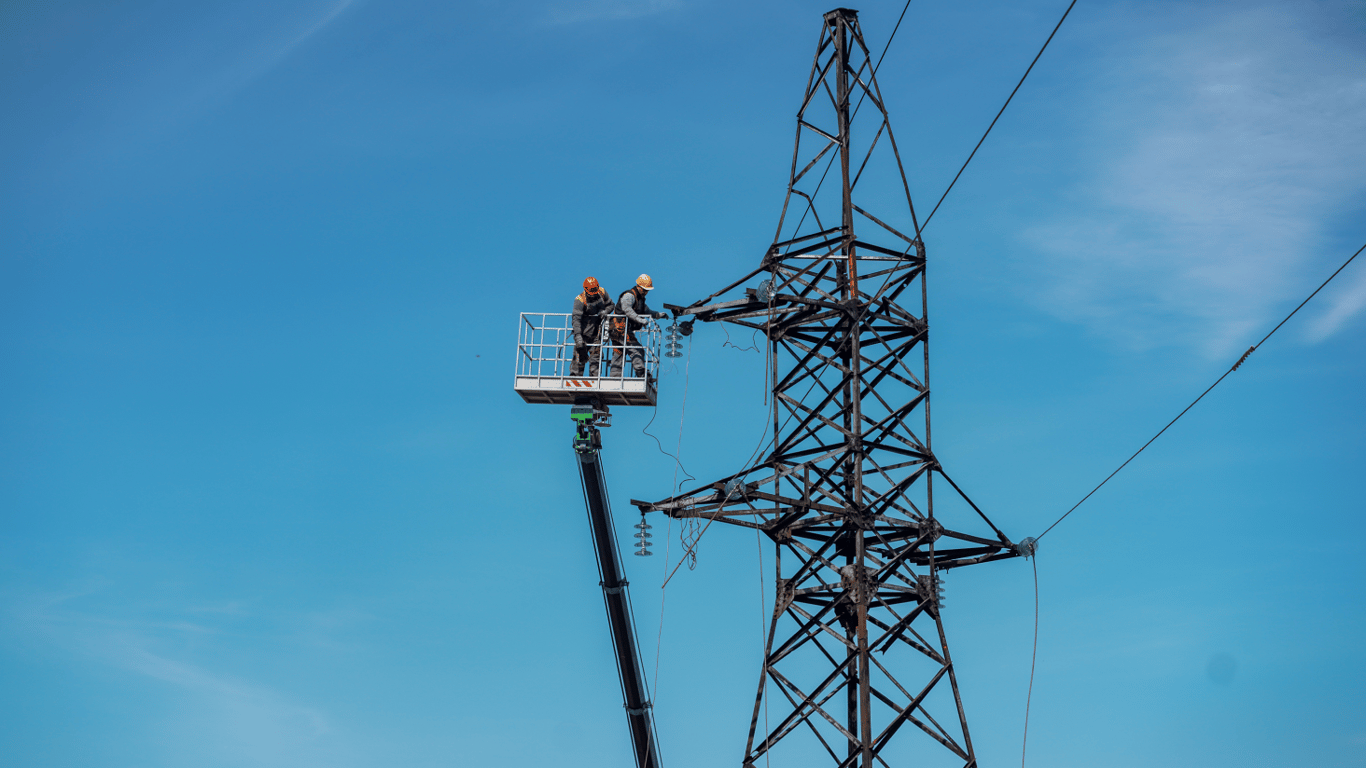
left=2, top=1, right=1364, bottom=766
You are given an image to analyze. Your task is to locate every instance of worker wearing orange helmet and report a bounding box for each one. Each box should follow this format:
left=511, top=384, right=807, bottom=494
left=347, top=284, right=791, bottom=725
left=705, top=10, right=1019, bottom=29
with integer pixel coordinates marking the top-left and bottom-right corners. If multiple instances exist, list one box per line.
left=611, top=274, right=669, bottom=378
left=571, top=276, right=612, bottom=377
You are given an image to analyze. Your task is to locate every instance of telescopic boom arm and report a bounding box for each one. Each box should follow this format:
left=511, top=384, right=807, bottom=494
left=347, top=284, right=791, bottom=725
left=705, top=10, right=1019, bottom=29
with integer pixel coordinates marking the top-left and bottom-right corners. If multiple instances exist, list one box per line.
left=571, top=402, right=662, bottom=768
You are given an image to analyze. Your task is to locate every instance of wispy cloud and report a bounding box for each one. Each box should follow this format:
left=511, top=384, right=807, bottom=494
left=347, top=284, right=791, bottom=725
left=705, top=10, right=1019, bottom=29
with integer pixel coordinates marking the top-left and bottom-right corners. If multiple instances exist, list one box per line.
left=1021, top=3, right=1366, bottom=355
left=5, top=586, right=354, bottom=768
left=114, top=640, right=335, bottom=757
left=17, top=0, right=360, bottom=188
left=186, top=0, right=357, bottom=112
left=545, top=0, right=681, bottom=26
left=1305, top=266, right=1366, bottom=342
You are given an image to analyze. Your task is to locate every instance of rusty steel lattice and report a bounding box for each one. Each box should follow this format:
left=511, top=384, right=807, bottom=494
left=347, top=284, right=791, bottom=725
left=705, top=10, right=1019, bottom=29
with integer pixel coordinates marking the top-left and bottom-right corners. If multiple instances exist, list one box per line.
left=635, top=9, right=1029, bottom=768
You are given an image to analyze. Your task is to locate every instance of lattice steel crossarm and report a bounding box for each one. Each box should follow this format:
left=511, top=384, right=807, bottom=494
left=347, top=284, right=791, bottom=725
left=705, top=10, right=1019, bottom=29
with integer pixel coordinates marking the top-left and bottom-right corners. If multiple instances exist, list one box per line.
left=633, top=9, right=1028, bottom=768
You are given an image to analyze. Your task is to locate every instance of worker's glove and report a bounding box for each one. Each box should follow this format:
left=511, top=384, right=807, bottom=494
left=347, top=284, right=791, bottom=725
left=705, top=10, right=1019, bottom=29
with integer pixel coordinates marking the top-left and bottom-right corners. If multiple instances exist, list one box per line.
left=653, top=311, right=668, bottom=319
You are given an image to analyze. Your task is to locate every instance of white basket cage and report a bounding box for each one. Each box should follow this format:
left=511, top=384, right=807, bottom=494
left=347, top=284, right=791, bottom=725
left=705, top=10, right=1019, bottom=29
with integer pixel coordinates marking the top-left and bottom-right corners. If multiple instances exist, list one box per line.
left=513, top=312, right=662, bottom=406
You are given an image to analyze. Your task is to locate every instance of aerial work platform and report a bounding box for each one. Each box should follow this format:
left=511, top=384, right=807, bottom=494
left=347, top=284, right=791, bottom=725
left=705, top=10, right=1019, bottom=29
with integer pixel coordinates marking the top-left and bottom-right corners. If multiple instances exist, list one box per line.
left=514, top=312, right=661, bottom=406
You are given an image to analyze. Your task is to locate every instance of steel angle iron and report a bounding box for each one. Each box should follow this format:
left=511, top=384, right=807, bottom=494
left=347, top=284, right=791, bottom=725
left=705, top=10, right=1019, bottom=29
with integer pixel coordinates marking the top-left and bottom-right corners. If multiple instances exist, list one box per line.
left=632, top=9, right=1034, bottom=768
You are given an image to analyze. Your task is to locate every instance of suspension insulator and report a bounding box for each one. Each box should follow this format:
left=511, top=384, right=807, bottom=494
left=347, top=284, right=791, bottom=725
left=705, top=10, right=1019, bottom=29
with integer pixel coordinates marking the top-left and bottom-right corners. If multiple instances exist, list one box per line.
left=634, top=517, right=654, bottom=556
left=665, top=324, right=683, bottom=358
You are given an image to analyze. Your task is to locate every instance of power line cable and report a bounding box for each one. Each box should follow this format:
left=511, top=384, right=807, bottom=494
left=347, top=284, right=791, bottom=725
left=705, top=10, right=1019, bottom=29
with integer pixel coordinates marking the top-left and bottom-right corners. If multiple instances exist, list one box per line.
left=875, top=0, right=915, bottom=80
left=1037, top=240, right=1366, bottom=541
left=920, top=0, right=1079, bottom=232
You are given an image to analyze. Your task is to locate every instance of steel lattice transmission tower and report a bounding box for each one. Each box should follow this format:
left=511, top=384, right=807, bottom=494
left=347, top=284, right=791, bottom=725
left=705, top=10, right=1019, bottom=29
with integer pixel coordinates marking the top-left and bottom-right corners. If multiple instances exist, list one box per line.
left=636, top=9, right=1032, bottom=768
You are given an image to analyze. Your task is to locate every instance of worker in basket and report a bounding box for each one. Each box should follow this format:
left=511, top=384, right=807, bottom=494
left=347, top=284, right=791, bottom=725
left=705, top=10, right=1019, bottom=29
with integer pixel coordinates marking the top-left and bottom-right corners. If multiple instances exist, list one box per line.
left=610, top=274, right=669, bottom=378
left=571, top=276, right=613, bottom=377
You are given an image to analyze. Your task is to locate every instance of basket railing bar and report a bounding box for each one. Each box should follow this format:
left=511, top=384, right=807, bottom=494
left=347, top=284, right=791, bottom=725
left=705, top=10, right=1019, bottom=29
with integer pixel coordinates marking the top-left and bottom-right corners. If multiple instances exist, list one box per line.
left=514, top=311, right=664, bottom=385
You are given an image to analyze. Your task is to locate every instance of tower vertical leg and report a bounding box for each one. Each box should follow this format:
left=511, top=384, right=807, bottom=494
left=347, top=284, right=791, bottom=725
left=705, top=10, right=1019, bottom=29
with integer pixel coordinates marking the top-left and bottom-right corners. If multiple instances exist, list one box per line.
left=636, top=8, right=1024, bottom=767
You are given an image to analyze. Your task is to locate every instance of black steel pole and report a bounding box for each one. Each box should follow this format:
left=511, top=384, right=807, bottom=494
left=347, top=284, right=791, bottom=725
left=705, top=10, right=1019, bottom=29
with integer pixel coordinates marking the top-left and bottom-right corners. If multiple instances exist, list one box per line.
left=576, top=426, right=662, bottom=768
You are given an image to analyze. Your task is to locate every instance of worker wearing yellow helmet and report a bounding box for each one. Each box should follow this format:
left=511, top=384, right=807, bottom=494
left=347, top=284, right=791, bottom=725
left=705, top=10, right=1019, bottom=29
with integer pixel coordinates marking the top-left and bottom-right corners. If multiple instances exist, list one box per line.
left=610, top=274, right=669, bottom=378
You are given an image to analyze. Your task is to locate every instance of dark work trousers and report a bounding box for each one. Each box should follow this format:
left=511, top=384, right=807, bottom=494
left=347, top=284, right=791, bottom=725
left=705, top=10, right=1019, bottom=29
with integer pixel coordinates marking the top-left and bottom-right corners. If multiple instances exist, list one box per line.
left=570, top=321, right=603, bottom=376
left=608, top=328, right=645, bottom=378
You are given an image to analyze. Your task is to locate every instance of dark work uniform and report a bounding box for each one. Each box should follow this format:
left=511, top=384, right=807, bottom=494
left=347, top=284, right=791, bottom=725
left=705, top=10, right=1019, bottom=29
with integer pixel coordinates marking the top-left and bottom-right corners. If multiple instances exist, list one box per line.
left=611, top=286, right=666, bottom=377
left=571, top=288, right=612, bottom=376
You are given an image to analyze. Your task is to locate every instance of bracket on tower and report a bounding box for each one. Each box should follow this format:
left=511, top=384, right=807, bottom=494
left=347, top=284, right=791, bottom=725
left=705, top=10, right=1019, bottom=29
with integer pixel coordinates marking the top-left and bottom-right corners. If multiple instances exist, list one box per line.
left=636, top=9, right=1025, bottom=768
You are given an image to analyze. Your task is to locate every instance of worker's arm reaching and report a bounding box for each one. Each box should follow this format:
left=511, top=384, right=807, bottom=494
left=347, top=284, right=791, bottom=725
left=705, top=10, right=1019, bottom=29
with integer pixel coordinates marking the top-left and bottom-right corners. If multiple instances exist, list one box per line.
left=620, top=291, right=668, bottom=324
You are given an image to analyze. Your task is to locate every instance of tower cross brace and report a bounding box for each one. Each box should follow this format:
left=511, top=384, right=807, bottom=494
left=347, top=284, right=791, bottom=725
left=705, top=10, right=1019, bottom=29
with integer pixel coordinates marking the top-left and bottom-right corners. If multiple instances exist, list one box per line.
left=635, top=9, right=1028, bottom=767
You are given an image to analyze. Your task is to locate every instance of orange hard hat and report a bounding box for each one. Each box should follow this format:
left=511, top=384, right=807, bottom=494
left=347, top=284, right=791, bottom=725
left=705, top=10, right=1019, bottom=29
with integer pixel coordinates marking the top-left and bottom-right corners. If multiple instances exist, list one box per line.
left=636, top=274, right=654, bottom=291
left=583, top=276, right=601, bottom=293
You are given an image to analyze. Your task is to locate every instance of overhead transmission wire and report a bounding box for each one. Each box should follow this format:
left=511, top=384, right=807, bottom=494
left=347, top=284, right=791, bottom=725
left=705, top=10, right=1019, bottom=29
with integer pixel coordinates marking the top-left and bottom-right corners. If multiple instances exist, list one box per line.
left=896, top=4, right=1087, bottom=759
left=921, top=0, right=1079, bottom=232
left=1019, top=244, right=1364, bottom=762
left=651, top=0, right=1078, bottom=749
left=767, top=2, right=1078, bottom=761
left=1036, top=240, right=1366, bottom=542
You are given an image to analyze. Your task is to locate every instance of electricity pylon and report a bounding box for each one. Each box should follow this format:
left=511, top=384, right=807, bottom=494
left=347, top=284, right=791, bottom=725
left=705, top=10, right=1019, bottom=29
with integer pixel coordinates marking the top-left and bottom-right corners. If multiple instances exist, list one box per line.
left=635, top=9, right=1032, bottom=767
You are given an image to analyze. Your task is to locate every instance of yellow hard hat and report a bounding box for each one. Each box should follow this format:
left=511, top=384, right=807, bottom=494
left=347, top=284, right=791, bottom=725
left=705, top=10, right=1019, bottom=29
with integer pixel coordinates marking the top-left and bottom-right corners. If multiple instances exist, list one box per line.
left=636, top=274, right=654, bottom=290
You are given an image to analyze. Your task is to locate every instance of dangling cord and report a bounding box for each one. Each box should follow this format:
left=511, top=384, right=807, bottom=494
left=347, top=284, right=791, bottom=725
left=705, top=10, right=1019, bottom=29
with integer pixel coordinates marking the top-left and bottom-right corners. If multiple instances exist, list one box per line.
left=653, top=519, right=671, bottom=707
left=756, top=523, right=772, bottom=768
left=722, top=323, right=762, bottom=353
left=652, top=334, right=692, bottom=708
left=1021, top=555, right=1039, bottom=767
left=764, top=272, right=774, bottom=408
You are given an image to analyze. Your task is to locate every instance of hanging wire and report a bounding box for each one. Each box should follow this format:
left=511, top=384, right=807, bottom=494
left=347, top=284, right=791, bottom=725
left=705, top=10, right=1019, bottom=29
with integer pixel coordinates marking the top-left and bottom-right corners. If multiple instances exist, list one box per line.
left=661, top=415, right=775, bottom=587
left=653, top=512, right=672, bottom=705
left=641, top=359, right=697, bottom=492
left=721, top=323, right=763, bottom=353
left=660, top=369, right=825, bottom=589
left=756, top=520, right=772, bottom=768
left=652, top=333, right=693, bottom=706
left=1037, top=240, right=1366, bottom=541
left=1021, top=554, right=1039, bottom=767
left=664, top=254, right=906, bottom=584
